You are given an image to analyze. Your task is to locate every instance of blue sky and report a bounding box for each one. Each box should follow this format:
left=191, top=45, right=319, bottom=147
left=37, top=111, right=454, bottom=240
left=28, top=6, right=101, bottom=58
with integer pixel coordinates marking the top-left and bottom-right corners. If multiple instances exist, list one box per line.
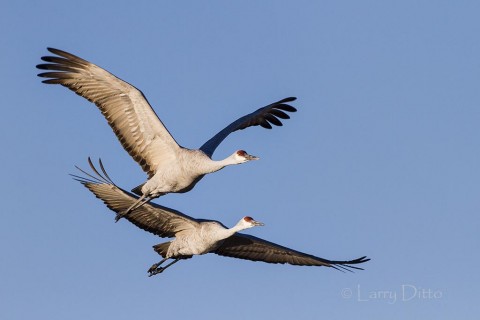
left=1, top=1, right=479, bottom=319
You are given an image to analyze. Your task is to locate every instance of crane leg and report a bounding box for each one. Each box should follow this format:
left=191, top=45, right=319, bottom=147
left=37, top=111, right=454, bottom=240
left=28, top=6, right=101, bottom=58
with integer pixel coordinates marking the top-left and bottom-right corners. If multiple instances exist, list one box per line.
left=115, top=194, right=151, bottom=222
left=148, top=258, right=180, bottom=277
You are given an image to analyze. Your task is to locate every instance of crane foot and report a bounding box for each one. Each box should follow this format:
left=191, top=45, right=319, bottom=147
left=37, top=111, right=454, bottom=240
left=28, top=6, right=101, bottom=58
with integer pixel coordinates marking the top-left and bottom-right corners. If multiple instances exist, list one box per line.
left=148, top=267, right=164, bottom=277
left=114, top=210, right=129, bottom=222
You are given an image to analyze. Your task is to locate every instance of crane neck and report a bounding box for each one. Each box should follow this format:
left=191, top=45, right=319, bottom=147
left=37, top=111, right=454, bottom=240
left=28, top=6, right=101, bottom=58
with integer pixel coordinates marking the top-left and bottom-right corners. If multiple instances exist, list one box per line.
left=212, top=221, right=248, bottom=242
left=201, top=155, right=240, bottom=174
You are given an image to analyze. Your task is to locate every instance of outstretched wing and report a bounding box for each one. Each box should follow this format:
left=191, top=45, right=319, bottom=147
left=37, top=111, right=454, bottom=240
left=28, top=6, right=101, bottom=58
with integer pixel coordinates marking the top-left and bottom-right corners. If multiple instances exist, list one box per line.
left=200, top=97, right=297, bottom=157
left=215, top=234, right=369, bottom=272
left=37, top=48, right=180, bottom=178
left=73, top=158, right=198, bottom=238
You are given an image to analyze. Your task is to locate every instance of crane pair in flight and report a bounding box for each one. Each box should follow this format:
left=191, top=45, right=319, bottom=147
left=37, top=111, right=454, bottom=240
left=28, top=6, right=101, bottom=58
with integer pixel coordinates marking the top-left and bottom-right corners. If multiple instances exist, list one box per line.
left=37, top=48, right=369, bottom=275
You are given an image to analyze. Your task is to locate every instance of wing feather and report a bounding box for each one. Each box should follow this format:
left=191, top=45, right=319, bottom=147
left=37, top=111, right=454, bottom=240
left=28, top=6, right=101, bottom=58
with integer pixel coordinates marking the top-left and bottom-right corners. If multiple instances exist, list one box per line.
left=38, top=48, right=180, bottom=177
left=200, top=97, right=297, bottom=157
left=73, top=158, right=198, bottom=238
left=215, top=234, right=369, bottom=271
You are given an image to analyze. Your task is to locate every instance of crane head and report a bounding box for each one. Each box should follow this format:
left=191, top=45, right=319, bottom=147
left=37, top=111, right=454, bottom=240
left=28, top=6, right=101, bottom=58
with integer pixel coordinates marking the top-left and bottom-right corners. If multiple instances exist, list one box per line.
left=234, top=150, right=259, bottom=163
left=242, top=216, right=265, bottom=228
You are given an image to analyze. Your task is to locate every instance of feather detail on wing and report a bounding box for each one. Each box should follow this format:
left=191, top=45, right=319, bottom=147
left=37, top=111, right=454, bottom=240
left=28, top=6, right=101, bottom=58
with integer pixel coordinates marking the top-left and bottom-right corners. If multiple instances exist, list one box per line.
left=215, top=233, right=369, bottom=272
left=200, top=97, right=297, bottom=157
left=72, top=158, right=198, bottom=238
left=37, top=48, right=180, bottom=177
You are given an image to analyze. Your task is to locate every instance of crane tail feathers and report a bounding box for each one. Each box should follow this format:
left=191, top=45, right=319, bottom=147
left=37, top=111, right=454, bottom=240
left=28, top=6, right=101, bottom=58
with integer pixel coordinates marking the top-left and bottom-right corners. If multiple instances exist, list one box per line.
left=153, top=242, right=171, bottom=258
left=131, top=183, right=145, bottom=196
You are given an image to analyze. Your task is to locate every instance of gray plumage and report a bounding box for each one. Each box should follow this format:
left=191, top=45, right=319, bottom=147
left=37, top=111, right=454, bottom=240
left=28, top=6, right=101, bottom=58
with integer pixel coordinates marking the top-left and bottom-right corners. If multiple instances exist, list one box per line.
left=73, top=159, right=370, bottom=276
left=37, top=48, right=297, bottom=217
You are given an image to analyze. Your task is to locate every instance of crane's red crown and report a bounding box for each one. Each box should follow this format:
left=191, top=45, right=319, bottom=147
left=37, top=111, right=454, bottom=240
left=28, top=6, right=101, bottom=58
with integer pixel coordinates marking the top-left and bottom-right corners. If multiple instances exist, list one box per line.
left=236, top=150, right=247, bottom=157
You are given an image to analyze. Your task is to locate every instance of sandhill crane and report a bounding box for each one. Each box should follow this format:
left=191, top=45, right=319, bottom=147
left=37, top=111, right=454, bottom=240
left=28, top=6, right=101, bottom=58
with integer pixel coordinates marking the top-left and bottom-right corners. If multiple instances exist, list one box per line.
left=37, top=48, right=297, bottom=220
left=74, top=159, right=370, bottom=276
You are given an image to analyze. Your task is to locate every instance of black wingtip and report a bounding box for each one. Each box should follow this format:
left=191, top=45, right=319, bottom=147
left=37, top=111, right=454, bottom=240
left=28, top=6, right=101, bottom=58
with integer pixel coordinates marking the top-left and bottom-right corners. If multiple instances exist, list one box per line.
left=280, top=97, right=297, bottom=103
left=347, top=256, right=370, bottom=265
left=40, top=56, right=58, bottom=63
left=275, top=105, right=297, bottom=113
left=331, top=256, right=370, bottom=272
left=47, top=47, right=62, bottom=55
left=354, top=256, right=370, bottom=263
left=37, top=71, right=49, bottom=77
left=273, top=97, right=297, bottom=113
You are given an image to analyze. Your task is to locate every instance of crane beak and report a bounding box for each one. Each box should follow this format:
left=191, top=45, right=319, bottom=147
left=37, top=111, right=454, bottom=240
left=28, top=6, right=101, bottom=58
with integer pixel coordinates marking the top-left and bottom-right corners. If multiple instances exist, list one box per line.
left=253, top=220, right=265, bottom=226
left=246, top=154, right=259, bottom=161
